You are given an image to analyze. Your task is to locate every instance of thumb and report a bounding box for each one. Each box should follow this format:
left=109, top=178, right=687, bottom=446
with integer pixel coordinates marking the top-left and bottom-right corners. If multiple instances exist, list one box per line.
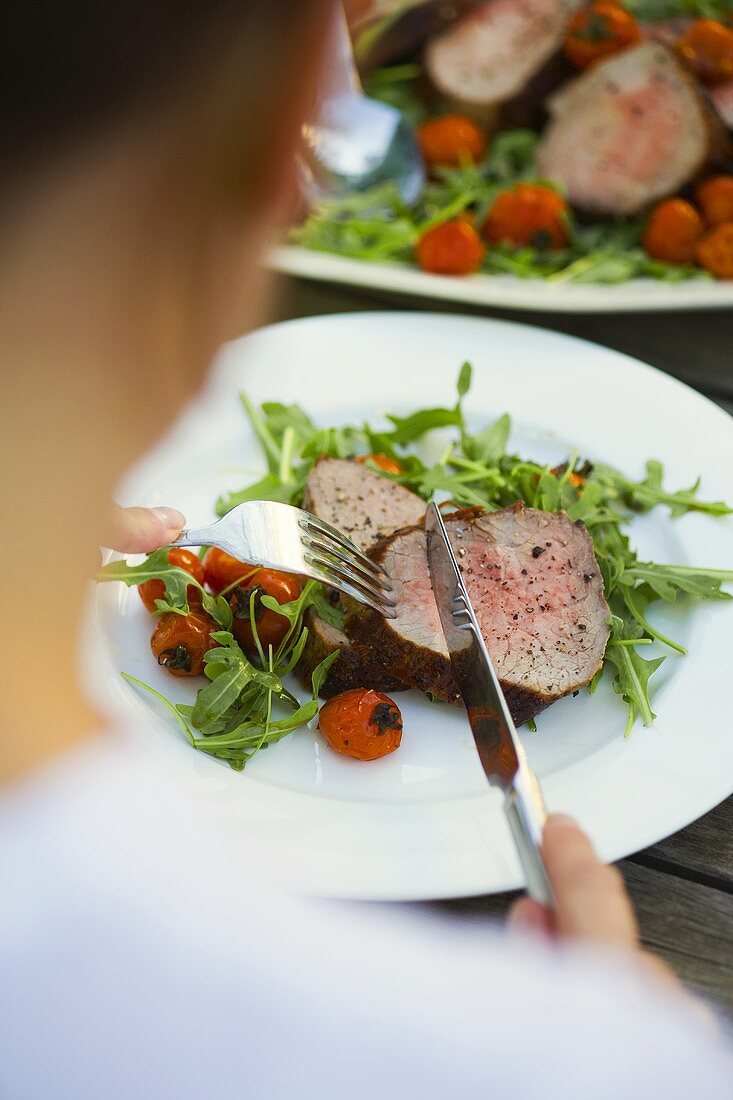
left=105, top=505, right=186, bottom=554
left=541, top=814, right=639, bottom=949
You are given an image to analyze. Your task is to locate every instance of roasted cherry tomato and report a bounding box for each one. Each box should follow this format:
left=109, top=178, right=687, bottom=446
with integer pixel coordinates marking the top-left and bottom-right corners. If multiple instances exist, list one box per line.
left=676, top=19, right=733, bottom=84
left=318, top=688, right=403, bottom=761
left=483, top=183, right=569, bottom=249
left=696, top=176, right=733, bottom=227
left=696, top=223, right=733, bottom=279
left=642, top=198, right=704, bottom=264
left=229, top=568, right=302, bottom=653
left=150, top=609, right=218, bottom=676
left=138, top=547, right=204, bottom=614
left=417, top=114, right=487, bottom=168
left=416, top=217, right=486, bottom=275
left=564, top=2, right=641, bottom=70
left=202, top=547, right=258, bottom=595
left=356, top=453, right=403, bottom=475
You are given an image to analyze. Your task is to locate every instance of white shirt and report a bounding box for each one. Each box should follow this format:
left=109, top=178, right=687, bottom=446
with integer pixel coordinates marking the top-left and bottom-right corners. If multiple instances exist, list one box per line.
left=1, top=729, right=731, bottom=1099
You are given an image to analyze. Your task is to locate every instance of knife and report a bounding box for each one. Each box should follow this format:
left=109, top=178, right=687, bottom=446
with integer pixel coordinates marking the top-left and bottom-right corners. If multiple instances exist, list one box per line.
left=425, top=502, right=554, bottom=907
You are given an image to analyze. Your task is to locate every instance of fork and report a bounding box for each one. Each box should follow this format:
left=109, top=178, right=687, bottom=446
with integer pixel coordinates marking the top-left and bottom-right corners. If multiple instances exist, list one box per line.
left=300, top=7, right=424, bottom=205
left=168, top=500, right=396, bottom=618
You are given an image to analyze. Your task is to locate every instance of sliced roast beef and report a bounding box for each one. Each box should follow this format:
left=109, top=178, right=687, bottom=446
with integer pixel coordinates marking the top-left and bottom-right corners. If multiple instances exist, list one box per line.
left=423, top=0, right=581, bottom=122
left=348, top=1, right=473, bottom=71
left=298, top=458, right=426, bottom=697
left=345, top=504, right=610, bottom=725
left=296, top=609, right=407, bottom=697
left=536, top=43, right=725, bottom=215
left=303, top=456, right=426, bottom=547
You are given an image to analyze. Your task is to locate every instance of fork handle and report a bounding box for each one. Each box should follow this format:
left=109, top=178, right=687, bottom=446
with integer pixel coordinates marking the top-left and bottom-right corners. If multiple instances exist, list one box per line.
left=169, top=527, right=209, bottom=548
left=169, top=526, right=256, bottom=560
left=321, top=6, right=361, bottom=101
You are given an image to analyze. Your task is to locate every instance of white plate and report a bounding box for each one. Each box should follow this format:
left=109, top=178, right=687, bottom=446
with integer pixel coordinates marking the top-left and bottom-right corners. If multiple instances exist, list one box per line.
left=270, top=244, right=733, bottom=314
left=91, top=312, right=733, bottom=900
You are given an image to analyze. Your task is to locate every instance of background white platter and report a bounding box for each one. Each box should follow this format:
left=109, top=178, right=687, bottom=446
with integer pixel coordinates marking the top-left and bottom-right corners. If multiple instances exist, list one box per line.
left=270, top=244, right=733, bottom=314
left=91, top=311, right=733, bottom=900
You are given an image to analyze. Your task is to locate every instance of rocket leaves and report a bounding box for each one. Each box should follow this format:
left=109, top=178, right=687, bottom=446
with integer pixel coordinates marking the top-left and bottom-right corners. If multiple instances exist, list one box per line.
left=218, top=361, right=733, bottom=734
left=96, top=549, right=233, bottom=629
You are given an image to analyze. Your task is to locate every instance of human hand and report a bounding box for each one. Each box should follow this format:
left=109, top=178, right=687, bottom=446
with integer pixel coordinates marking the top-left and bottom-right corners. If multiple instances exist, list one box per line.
left=508, top=815, right=676, bottom=986
left=105, top=504, right=185, bottom=553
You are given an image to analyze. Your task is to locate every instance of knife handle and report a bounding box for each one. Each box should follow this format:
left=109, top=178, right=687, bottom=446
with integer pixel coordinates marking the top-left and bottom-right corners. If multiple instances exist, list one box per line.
left=504, top=785, right=554, bottom=909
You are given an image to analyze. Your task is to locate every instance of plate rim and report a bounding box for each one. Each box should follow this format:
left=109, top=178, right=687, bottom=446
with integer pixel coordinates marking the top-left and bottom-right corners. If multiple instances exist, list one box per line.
left=269, top=244, right=733, bottom=315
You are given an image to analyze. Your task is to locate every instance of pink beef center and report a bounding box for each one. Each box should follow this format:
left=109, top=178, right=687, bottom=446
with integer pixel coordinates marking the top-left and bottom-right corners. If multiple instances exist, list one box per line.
left=566, top=79, right=684, bottom=202
left=389, top=528, right=603, bottom=692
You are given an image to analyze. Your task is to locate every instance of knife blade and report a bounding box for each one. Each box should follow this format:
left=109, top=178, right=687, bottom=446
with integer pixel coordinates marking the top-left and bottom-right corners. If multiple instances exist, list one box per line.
left=425, top=502, right=553, bottom=907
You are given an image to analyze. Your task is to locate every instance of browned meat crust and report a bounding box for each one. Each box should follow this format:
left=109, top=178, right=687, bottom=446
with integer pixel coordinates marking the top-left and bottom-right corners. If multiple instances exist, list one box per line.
left=297, top=457, right=426, bottom=697
left=296, top=607, right=407, bottom=698
left=344, top=504, right=610, bottom=724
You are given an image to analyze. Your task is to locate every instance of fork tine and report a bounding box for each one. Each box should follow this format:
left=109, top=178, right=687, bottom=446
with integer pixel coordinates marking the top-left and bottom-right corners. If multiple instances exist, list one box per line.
left=301, top=532, right=394, bottom=598
left=304, top=551, right=397, bottom=617
left=305, top=551, right=397, bottom=610
left=299, top=516, right=391, bottom=584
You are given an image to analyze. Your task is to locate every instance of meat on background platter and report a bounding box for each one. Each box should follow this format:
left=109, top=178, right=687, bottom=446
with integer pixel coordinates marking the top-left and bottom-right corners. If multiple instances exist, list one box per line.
left=90, top=312, right=733, bottom=900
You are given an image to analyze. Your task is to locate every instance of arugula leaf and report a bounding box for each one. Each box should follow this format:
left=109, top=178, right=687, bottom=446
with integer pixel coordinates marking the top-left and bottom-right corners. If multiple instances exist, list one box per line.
left=456, top=361, right=472, bottom=399
left=120, top=673, right=196, bottom=746
left=216, top=472, right=307, bottom=514
left=625, top=0, right=732, bottom=20
left=621, top=563, right=733, bottom=602
left=96, top=548, right=191, bottom=607
left=381, top=361, right=471, bottom=446
left=619, top=584, right=687, bottom=655
left=604, top=617, right=666, bottom=733
left=462, top=413, right=511, bottom=465
left=259, top=401, right=316, bottom=441
left=198, top=701, right=320, bottom=752
left=96, top=549, right=233, bottom=629
left=593, top=460, right=733, bottom=517
left=279, top=627, right=311, bottom=676
left=191, top=639, right=277, bottom=734
left=201, top=591, right=233, bottom=631
left=310, top=584, right=347, bottom=630
left=311, top=651, right=341, bottom=698
left=385, top=406, right=463, bottom=444
left=240, top=393, right=282, bottom=476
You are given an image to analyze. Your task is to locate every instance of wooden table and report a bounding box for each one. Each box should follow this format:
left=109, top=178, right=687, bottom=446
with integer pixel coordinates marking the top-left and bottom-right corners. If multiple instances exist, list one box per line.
left=272, top=273, right=733, bottom=1015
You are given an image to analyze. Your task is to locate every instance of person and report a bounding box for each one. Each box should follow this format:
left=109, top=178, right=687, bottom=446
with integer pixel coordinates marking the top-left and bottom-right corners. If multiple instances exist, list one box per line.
left=0, top=3, right=730, bottom=1097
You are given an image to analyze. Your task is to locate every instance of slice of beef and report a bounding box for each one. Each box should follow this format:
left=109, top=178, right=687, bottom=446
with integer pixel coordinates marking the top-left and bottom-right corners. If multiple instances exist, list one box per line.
left=303, top=456, right=426, bottom=547
left=423, top=0, right=582, bottom=123
left=640, top=15, right=733, bottom=132
left=296, top=608, right=407, bottom=698
left=298, top=458, right=426, bottom=697
left=346, top=504, right=610, bottom=725
left=348, top=1, right=474, bottom=72
left=536, top=43, right=726, bottom=216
